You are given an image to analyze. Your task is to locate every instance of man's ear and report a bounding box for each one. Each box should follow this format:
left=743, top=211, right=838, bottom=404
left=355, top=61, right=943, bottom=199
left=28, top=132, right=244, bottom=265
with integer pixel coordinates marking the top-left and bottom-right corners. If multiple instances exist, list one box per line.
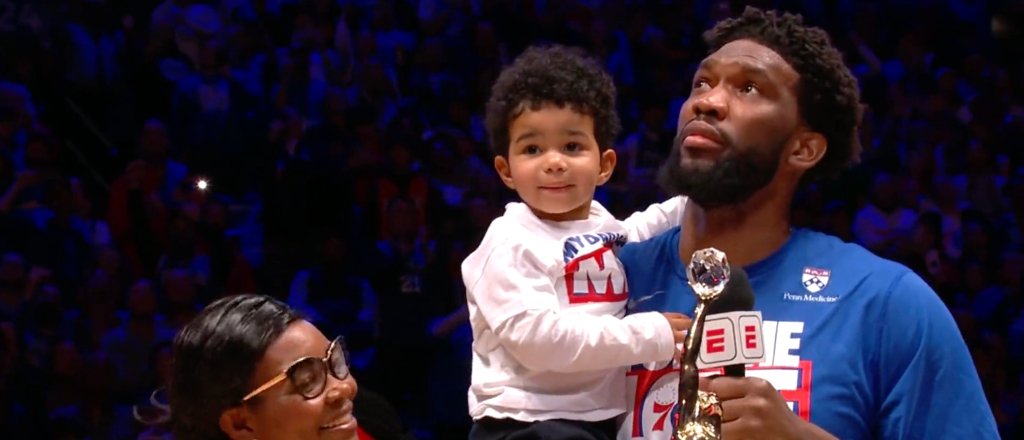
left=786, top=130, right=827, bottom=172
left=494, top=156, right=515, bottom=190
left=218, top=406, right=256, bottom=440
left=596, top=149, right=617, bottom=185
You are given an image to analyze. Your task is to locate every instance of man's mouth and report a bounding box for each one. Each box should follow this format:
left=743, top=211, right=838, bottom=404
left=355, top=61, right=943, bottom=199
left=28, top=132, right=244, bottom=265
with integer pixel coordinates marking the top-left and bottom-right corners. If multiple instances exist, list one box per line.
left=679, top=120, right=726, bottom=150
left=681, top=134, right=723, bottom=150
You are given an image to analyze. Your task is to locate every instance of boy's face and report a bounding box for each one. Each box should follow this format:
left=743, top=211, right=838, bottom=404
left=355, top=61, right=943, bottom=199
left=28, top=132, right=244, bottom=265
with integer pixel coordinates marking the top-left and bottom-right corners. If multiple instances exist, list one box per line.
left=495, top=104, right=615, bottom=221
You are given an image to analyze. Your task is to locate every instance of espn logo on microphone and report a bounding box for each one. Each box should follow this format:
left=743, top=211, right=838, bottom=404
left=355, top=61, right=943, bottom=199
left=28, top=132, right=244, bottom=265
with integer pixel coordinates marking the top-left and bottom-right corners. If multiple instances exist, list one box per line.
left=696, top=311, right=767, bottom=369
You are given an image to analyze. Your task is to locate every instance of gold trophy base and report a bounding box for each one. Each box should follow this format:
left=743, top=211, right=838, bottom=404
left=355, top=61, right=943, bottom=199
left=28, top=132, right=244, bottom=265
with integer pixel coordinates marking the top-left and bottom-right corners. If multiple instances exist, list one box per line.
left=672, top=390, right=724, bottom=440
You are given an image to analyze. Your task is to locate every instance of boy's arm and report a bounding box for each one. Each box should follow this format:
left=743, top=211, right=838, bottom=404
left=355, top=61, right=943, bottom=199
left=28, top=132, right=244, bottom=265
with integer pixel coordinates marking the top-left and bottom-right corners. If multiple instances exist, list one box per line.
left=464, top=239, right=677, bottom=373
left=619, top=196, right=687, bottom=242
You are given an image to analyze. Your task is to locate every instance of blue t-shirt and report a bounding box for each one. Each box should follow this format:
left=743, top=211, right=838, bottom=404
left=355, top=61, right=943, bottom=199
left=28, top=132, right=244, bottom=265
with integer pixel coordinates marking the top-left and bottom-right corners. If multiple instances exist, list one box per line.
left=616, top=227, right=999, bottom=440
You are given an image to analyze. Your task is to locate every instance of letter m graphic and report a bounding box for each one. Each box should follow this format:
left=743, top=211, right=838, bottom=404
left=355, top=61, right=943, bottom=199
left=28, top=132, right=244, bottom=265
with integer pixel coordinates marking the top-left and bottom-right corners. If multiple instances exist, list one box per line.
left=563, top=244, right=629, bottom=304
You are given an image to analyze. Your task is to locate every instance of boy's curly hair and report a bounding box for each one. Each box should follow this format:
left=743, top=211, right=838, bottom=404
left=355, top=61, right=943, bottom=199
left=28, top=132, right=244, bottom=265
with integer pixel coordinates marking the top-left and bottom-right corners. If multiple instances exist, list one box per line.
left=704, top=7, right=863, bottom=182
left=485, top=44, right=621, bottom=157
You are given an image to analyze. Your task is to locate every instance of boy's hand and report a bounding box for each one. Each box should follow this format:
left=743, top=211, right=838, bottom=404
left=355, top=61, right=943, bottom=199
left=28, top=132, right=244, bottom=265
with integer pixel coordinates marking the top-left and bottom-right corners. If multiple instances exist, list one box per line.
left=661, top=312, right=692, bottom=344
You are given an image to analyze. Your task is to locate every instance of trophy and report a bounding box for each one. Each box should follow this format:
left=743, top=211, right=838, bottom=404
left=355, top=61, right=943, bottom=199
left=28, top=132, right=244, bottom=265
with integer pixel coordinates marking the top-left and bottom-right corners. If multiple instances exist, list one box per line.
left=672, top=248, right=730, bottom=440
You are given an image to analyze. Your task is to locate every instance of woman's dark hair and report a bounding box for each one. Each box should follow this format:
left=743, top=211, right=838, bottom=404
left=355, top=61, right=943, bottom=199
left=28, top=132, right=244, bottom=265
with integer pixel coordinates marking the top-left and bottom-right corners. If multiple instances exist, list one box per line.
left=703, top=7, right=863, bottom=183
left=485, top=44, right=621, bottom=156
left=168, top=294, right=301, bottom=440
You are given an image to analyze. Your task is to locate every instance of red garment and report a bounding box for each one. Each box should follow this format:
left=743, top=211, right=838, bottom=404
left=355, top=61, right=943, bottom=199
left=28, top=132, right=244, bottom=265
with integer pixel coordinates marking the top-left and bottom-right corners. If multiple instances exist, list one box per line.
left=357, top=426, right=374, bottom=439
left=108, top=165, right=170, bottom=244
left=224, top=252, right=256, bottom=294
left=375, top=175, right=428, bottom=238
left=107, top=169, right=170, bottom=277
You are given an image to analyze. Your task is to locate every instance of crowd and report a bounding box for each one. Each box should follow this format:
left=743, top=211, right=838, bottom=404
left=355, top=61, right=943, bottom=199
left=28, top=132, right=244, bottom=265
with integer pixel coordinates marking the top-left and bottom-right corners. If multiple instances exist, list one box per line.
left=0, top=0, right=1021, bottom=439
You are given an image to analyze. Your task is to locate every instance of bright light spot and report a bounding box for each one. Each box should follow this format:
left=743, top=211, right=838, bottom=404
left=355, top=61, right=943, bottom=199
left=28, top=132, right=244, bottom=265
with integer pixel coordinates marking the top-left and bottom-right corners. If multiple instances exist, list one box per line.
left=196, top=179, right=208, bottom=190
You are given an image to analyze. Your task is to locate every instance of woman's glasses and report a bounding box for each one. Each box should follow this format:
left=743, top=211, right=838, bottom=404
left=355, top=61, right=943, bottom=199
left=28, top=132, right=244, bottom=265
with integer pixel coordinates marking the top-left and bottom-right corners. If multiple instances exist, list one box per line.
left=242, top=336, right=349, bottom=401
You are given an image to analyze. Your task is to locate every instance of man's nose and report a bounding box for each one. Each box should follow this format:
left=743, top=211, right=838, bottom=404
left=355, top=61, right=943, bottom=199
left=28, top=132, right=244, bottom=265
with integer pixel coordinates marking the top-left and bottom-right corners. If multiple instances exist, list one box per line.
left=689, top=87, right=728, bottom=121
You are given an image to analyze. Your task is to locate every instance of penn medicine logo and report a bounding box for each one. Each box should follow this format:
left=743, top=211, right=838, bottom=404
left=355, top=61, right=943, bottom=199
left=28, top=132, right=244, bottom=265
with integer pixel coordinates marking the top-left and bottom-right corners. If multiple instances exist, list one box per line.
left=801, top=267, right=830, bottom=293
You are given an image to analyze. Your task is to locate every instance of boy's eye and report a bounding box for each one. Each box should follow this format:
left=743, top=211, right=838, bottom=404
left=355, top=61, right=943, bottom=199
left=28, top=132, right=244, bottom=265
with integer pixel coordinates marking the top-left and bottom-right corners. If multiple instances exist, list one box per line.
left=525, top=145, right=541, bottom=154
left=565, top=143, right=581, bottom=152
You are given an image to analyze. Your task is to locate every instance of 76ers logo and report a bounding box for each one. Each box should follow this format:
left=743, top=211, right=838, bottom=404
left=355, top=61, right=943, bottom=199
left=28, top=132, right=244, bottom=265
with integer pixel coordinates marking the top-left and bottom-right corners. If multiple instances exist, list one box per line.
left=623, top=320, right=813, bottom=440
left=562, top=233, right=629, bottom=304
left=625, top=362, right=814, bottom=439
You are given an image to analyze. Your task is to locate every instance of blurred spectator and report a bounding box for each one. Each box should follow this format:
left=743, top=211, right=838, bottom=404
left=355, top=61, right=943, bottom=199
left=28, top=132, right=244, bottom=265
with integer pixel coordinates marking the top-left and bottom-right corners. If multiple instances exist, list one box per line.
left=0, top=1, right=1021, bottom=438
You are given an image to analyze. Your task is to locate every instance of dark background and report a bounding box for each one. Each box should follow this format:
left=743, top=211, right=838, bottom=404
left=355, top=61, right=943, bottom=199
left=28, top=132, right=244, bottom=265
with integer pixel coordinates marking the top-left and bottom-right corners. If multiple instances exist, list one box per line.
left=0, top=0, right=1022, bottom=439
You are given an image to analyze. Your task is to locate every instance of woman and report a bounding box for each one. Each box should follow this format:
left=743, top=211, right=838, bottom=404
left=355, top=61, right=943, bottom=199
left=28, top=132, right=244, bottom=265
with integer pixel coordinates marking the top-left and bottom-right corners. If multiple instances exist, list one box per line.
left=148, top=294, right=412, bottom=440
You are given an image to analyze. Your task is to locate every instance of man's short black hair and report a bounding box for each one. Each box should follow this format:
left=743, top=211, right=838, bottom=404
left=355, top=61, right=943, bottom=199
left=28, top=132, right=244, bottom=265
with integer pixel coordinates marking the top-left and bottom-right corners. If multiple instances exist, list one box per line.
left=704, top=7, right=863, bottom=182
left=485, top=44, right=621, bottom=157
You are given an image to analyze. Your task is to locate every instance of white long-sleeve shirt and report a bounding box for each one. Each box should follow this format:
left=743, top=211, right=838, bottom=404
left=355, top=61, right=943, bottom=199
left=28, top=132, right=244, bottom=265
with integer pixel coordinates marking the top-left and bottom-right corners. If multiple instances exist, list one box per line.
left=462, top=198, right=686, bottom=423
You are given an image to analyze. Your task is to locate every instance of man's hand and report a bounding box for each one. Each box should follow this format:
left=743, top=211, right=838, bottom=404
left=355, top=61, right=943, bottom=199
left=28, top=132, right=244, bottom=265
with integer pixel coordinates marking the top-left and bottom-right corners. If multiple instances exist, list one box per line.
left=700, top=376, right=837, bottom=440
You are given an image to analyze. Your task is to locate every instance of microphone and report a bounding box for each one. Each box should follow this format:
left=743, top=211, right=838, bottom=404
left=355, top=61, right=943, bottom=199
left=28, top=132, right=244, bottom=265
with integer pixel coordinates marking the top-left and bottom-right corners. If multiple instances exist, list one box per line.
left=705, top=267, right=755, bottom=377
left=694, top=267, right=765, bottom=376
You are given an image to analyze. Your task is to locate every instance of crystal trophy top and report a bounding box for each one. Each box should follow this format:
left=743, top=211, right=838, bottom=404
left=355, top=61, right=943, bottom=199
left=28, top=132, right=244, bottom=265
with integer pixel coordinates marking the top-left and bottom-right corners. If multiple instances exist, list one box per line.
left=685, top=248, right=730, bottom=301
left=674, top=247, right=731, bottom=440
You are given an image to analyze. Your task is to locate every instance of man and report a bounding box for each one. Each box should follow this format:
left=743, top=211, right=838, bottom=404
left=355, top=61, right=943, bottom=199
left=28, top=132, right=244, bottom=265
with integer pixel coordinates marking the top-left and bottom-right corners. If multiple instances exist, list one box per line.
left=616, top=7, right=999, bottom=440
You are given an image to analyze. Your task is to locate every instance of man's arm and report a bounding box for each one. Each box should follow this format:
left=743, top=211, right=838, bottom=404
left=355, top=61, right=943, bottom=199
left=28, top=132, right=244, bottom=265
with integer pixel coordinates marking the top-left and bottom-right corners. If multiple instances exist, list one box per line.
left=464, top=238, right=677, bottom=373
left=619, top=196, right=687, bottom=242
left=874, top=271, right=1000, bottom=439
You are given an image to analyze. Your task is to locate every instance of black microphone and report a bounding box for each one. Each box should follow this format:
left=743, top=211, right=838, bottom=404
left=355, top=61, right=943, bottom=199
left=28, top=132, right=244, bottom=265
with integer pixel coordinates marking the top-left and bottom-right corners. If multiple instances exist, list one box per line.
left=705, top=266, right=755, bottom=377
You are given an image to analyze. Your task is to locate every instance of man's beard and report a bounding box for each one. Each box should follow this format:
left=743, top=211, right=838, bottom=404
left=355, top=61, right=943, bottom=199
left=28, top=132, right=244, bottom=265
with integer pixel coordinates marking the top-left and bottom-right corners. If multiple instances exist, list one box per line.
left=658, top=134, right=784, bottom=210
